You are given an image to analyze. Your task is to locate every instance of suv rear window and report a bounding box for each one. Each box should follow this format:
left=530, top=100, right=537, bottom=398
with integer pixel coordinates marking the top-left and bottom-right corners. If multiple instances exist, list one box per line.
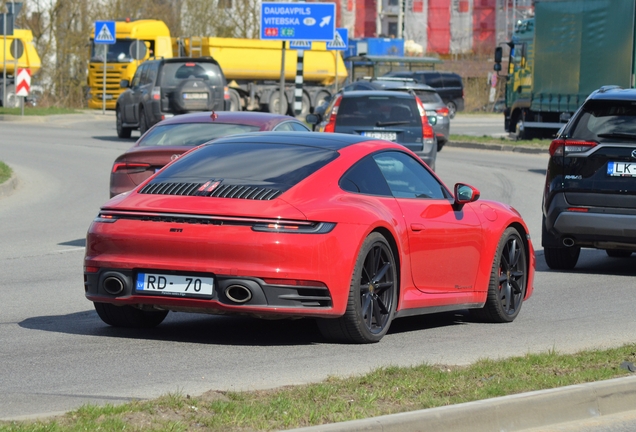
left=568, top=100, right=636, bottom=142
left=152, top=142, right=339, bottom=192
left=335, top=95, right=422, bottom=128
left=159, top=62, right=223, bottom=88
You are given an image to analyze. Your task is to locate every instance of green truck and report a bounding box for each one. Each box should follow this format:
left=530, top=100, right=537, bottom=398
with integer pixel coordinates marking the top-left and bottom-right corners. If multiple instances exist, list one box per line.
left=494, top=0, right=636, bottom=139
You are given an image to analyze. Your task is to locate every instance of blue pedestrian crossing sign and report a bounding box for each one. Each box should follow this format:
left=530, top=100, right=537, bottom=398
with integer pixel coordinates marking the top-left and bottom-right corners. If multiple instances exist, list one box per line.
left=94, top=21, right=116, bottom=44
left=327, top=28, right=348, bottom=51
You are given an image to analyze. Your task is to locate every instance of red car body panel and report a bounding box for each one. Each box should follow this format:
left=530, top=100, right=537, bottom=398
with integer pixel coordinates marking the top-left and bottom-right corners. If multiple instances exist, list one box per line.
left=87, top=135, right=535, bottom=323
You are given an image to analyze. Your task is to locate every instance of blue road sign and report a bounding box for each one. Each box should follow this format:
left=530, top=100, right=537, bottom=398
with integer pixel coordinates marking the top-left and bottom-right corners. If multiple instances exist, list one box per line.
left=327, top=28, right=348, bottom=51
left=94, top=21, right=116, bottom=44
left=290, top=40, right=312, bottom=50
left=261, top=2, right=335, bottom=42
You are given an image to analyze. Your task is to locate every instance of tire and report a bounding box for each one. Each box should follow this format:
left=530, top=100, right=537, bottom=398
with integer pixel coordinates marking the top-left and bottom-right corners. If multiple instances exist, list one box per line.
left=544, top=246, right=580, bottom=270
left=94, top=302, right=168, bottom=328
left=514, top=116, right=526, bottom=140
left=446, top=101, right=457, bottom=119
left=437, top=139, right=446, bottom=152
left=139, top=107, right=148, bottom=136
left=3, top=85, right=19, bottom=108
left=229, top=89, right=241, bottom=111
left=472, top=227, right=527, bottom=323
left=268, top=90, right=288, bottom=114
left=314, top=91, right=331, bottom=113
left=317, top=233, right=397, bottom=343
left=606, top=249, right=632, bottom=258
left=116, top=106, right=132, bottom=138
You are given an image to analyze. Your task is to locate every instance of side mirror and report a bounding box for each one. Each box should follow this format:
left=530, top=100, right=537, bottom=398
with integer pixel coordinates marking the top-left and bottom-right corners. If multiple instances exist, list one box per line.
left=453, top=183, right=480, bottom=210
left=120, top=79, right=130, bottom=89
left=305, top=113, right=320, bottom=125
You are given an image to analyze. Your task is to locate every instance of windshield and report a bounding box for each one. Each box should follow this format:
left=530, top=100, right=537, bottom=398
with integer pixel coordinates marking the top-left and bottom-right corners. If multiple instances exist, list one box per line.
left=569, top=100, right=636, bottom=142
left=139, top=123, right=261, bottom=147
left=91, top=40, right=139, bottom=63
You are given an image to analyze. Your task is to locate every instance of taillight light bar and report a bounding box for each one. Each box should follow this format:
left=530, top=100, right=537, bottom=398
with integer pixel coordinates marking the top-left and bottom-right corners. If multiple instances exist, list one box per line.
left=324, top=94, right=342, bottom=133
left=224, top=86, right=230, bottom=100
left=549, top=139, right=597, bottom=156
left=112, top=162, right=152, bottom=173
left=151, top=86, right=161, bottom=100
left=415, top=96, right=435, bottom=141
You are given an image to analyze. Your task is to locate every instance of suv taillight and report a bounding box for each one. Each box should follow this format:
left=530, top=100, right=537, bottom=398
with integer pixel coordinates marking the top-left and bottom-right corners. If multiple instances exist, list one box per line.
left=549, top=139, right=597, bottom=156
left=224, top=86, right=230, bottom=100
left=151, top=87, right=161, bottom=100
left=324, top=94, right=342, bottom=133
left=436, top=107, right=449, bottom=117
left=415, top=96, right=435, bottom=143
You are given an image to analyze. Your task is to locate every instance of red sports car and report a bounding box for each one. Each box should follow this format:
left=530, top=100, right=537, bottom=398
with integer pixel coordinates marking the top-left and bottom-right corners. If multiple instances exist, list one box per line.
left=85, top=132, right=535, bottom=343
left=110, top=111, right=310, bottom=197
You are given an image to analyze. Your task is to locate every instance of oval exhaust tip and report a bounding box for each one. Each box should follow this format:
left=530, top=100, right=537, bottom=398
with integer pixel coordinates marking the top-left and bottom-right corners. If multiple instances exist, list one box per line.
left=104, top=276, right=125, bottom=295
left=225, top=284, right=253, bottom=304
left=562, top=237, right=575, bottom=247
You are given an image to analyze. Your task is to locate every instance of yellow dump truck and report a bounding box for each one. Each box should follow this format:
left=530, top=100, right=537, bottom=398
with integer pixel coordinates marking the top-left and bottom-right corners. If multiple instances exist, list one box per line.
left=0, top=28, right=41, bottom=107
left=87, top=18, right=346, bottom=113
left=175, top=36, right=347, bottom=114
left=87, top=19, right=173, bottom=109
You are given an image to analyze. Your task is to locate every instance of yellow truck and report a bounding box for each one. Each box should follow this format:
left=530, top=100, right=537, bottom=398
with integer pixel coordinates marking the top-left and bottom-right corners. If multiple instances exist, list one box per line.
left=87, top=19, right=346, bottom=114
left=0, top=28, right=41, bottom=107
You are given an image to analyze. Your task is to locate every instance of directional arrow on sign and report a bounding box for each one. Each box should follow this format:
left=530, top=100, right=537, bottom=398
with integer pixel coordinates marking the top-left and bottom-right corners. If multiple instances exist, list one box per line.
left=16, top=68, right=31, bottom=96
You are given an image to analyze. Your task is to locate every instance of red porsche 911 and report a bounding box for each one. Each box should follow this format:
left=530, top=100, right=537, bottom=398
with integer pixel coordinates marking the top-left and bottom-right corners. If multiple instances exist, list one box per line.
left=110, top=111, right=310, bottom=197
left=85, top=132, right=535, bottom=343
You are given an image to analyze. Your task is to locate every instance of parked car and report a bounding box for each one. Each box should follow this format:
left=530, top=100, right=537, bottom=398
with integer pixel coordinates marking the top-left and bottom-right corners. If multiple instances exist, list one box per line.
left=542, top=87, right=636, bottom=269
left=110, top=111, right=310, bottom=197
left=116, top=57, right=230, bottom=138
left=383, top=71, right=464, bottom=118
left=341, top=77, right=450, bottom=150
left=85, top=132, right=535, bottom=343
left=306, top=90, right=439, bottom=170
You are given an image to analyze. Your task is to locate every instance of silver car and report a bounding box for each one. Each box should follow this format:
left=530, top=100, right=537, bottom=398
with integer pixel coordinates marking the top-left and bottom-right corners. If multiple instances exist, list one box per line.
left=341, top=77, right=451, bottom=151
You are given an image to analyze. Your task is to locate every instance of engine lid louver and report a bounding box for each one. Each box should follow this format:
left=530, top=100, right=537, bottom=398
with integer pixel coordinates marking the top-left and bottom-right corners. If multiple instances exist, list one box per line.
left=138, top=181, right=282, bottom=200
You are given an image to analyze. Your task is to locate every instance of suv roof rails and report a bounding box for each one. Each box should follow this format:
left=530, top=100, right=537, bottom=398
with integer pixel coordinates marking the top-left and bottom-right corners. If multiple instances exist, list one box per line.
left=597, top=85, right=622, bottom=93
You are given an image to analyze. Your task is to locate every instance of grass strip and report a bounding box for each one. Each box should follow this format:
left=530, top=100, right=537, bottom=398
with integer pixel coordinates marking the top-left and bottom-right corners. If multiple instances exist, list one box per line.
left=0, top=161, right=11, bottom=185
left=0, top=107, right=80, bottom=116
left=2, top=344, right=636, bottom=431
left=450, top=134, right=551, bottom=147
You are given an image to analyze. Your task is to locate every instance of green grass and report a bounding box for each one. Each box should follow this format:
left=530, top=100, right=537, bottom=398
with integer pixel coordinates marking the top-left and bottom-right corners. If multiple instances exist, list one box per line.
left=0, top=161, right=11, bottom=184
left=0, top=107, right=80, bottom=116
left=450, top=134, right=551, bottom=147
left=2, top=344, right=636, bottom=431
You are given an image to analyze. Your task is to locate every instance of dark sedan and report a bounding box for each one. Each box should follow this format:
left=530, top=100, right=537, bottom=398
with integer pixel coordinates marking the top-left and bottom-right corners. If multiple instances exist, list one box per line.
left=110, top=111, right=310, bottom=197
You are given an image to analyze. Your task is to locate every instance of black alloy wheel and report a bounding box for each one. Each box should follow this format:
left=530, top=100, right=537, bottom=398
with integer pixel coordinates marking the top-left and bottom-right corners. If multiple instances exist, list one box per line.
left=317, top=233, right=397, bottom=343
left=472, top=227, right=527, bottom=323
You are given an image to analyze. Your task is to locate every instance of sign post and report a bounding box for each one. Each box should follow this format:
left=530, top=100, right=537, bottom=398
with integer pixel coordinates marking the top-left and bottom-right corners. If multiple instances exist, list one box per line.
left=15, top=67, right=28, bottom=115
left=260, top=2, right=336, bottom=115
left=327, top=28, right=348, bottom=93
left=93, top=20, right=116, bottom=114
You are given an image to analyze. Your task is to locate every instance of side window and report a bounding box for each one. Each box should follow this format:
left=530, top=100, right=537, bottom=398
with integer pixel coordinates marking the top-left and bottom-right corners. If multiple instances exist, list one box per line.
left=291, top=122, right=310, bottom=131
left=373, top=151, right=448, bottom=199
left=273, top=122, right=295, bottom=131
left=339, top=155, right=392, bottom=196
left=421, top=73, right=443, bottom=88
left=145, top=62, right=159, bottom=85
left=443, top=74, right=462, bottom=88
left=131, top=64, right=146, bottom=88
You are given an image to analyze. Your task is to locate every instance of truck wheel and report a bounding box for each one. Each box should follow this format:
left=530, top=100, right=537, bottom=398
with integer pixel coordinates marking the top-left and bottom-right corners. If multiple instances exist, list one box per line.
left=268, top=91, right=288, bottom=115
left=3, top=85, right=19, bottom=108
left=116, top=106, right=132, bottom=139
left=315, top=91, right=331, bottom=111
left=229, top=89, right=241, bottom=111
left=300, top=93, right=311, bottom=116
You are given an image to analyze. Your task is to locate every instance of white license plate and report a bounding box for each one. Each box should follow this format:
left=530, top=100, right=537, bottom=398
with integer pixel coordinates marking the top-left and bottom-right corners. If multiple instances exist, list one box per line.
left=183, top=93, right=208, bottom=100
left=607, top=162, right=636, bottom=177
left=98, top=94, right=113, bottom=100
left=363, top=131, right=397, bottom=141
left=136, top=272, right=214, bottom=297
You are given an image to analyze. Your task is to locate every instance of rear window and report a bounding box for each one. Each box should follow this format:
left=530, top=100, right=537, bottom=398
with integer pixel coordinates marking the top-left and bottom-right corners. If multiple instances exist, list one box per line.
left=569, top=100, right=636, bottom=142
left=336, top=95, right=422, bottom=128
left=413, top=90, right=442, bottom=104
left=159, top=62, right=223, bottom=87
left=139, top=123, right=260, bottom=147
left=153, top=142, right=339, bottom=192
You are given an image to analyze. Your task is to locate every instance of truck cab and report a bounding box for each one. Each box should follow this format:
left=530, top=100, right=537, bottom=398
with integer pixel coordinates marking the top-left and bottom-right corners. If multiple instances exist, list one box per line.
left=0, top=29, right=41, bottom=107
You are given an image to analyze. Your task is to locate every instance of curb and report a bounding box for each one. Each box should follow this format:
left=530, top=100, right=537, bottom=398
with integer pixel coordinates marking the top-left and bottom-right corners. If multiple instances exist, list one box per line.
left=0, top=172, right=18, bottom=198
left=447, top=140, right=550, bottom=154
left=286, top=375, right=636, bottom=432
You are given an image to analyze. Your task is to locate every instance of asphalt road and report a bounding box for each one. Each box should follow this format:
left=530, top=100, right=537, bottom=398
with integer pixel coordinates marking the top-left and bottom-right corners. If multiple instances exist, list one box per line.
left=1, top=113, right=635, bottom=421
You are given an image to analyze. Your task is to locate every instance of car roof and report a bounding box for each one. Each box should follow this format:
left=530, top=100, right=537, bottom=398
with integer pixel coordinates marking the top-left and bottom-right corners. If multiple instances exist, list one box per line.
left=340, top=90, right=417, bottom=99
left=355, top=79, right=436, bottom=92
left=587, top=87, right=636, bottom=101
left=205, top=131, right=372, bottom=151
left=154, top=111, right=301, bottom=128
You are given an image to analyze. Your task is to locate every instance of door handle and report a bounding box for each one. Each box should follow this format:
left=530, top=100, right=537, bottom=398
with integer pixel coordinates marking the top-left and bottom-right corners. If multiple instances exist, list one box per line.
left=410, top=223, right=425, bottom=232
